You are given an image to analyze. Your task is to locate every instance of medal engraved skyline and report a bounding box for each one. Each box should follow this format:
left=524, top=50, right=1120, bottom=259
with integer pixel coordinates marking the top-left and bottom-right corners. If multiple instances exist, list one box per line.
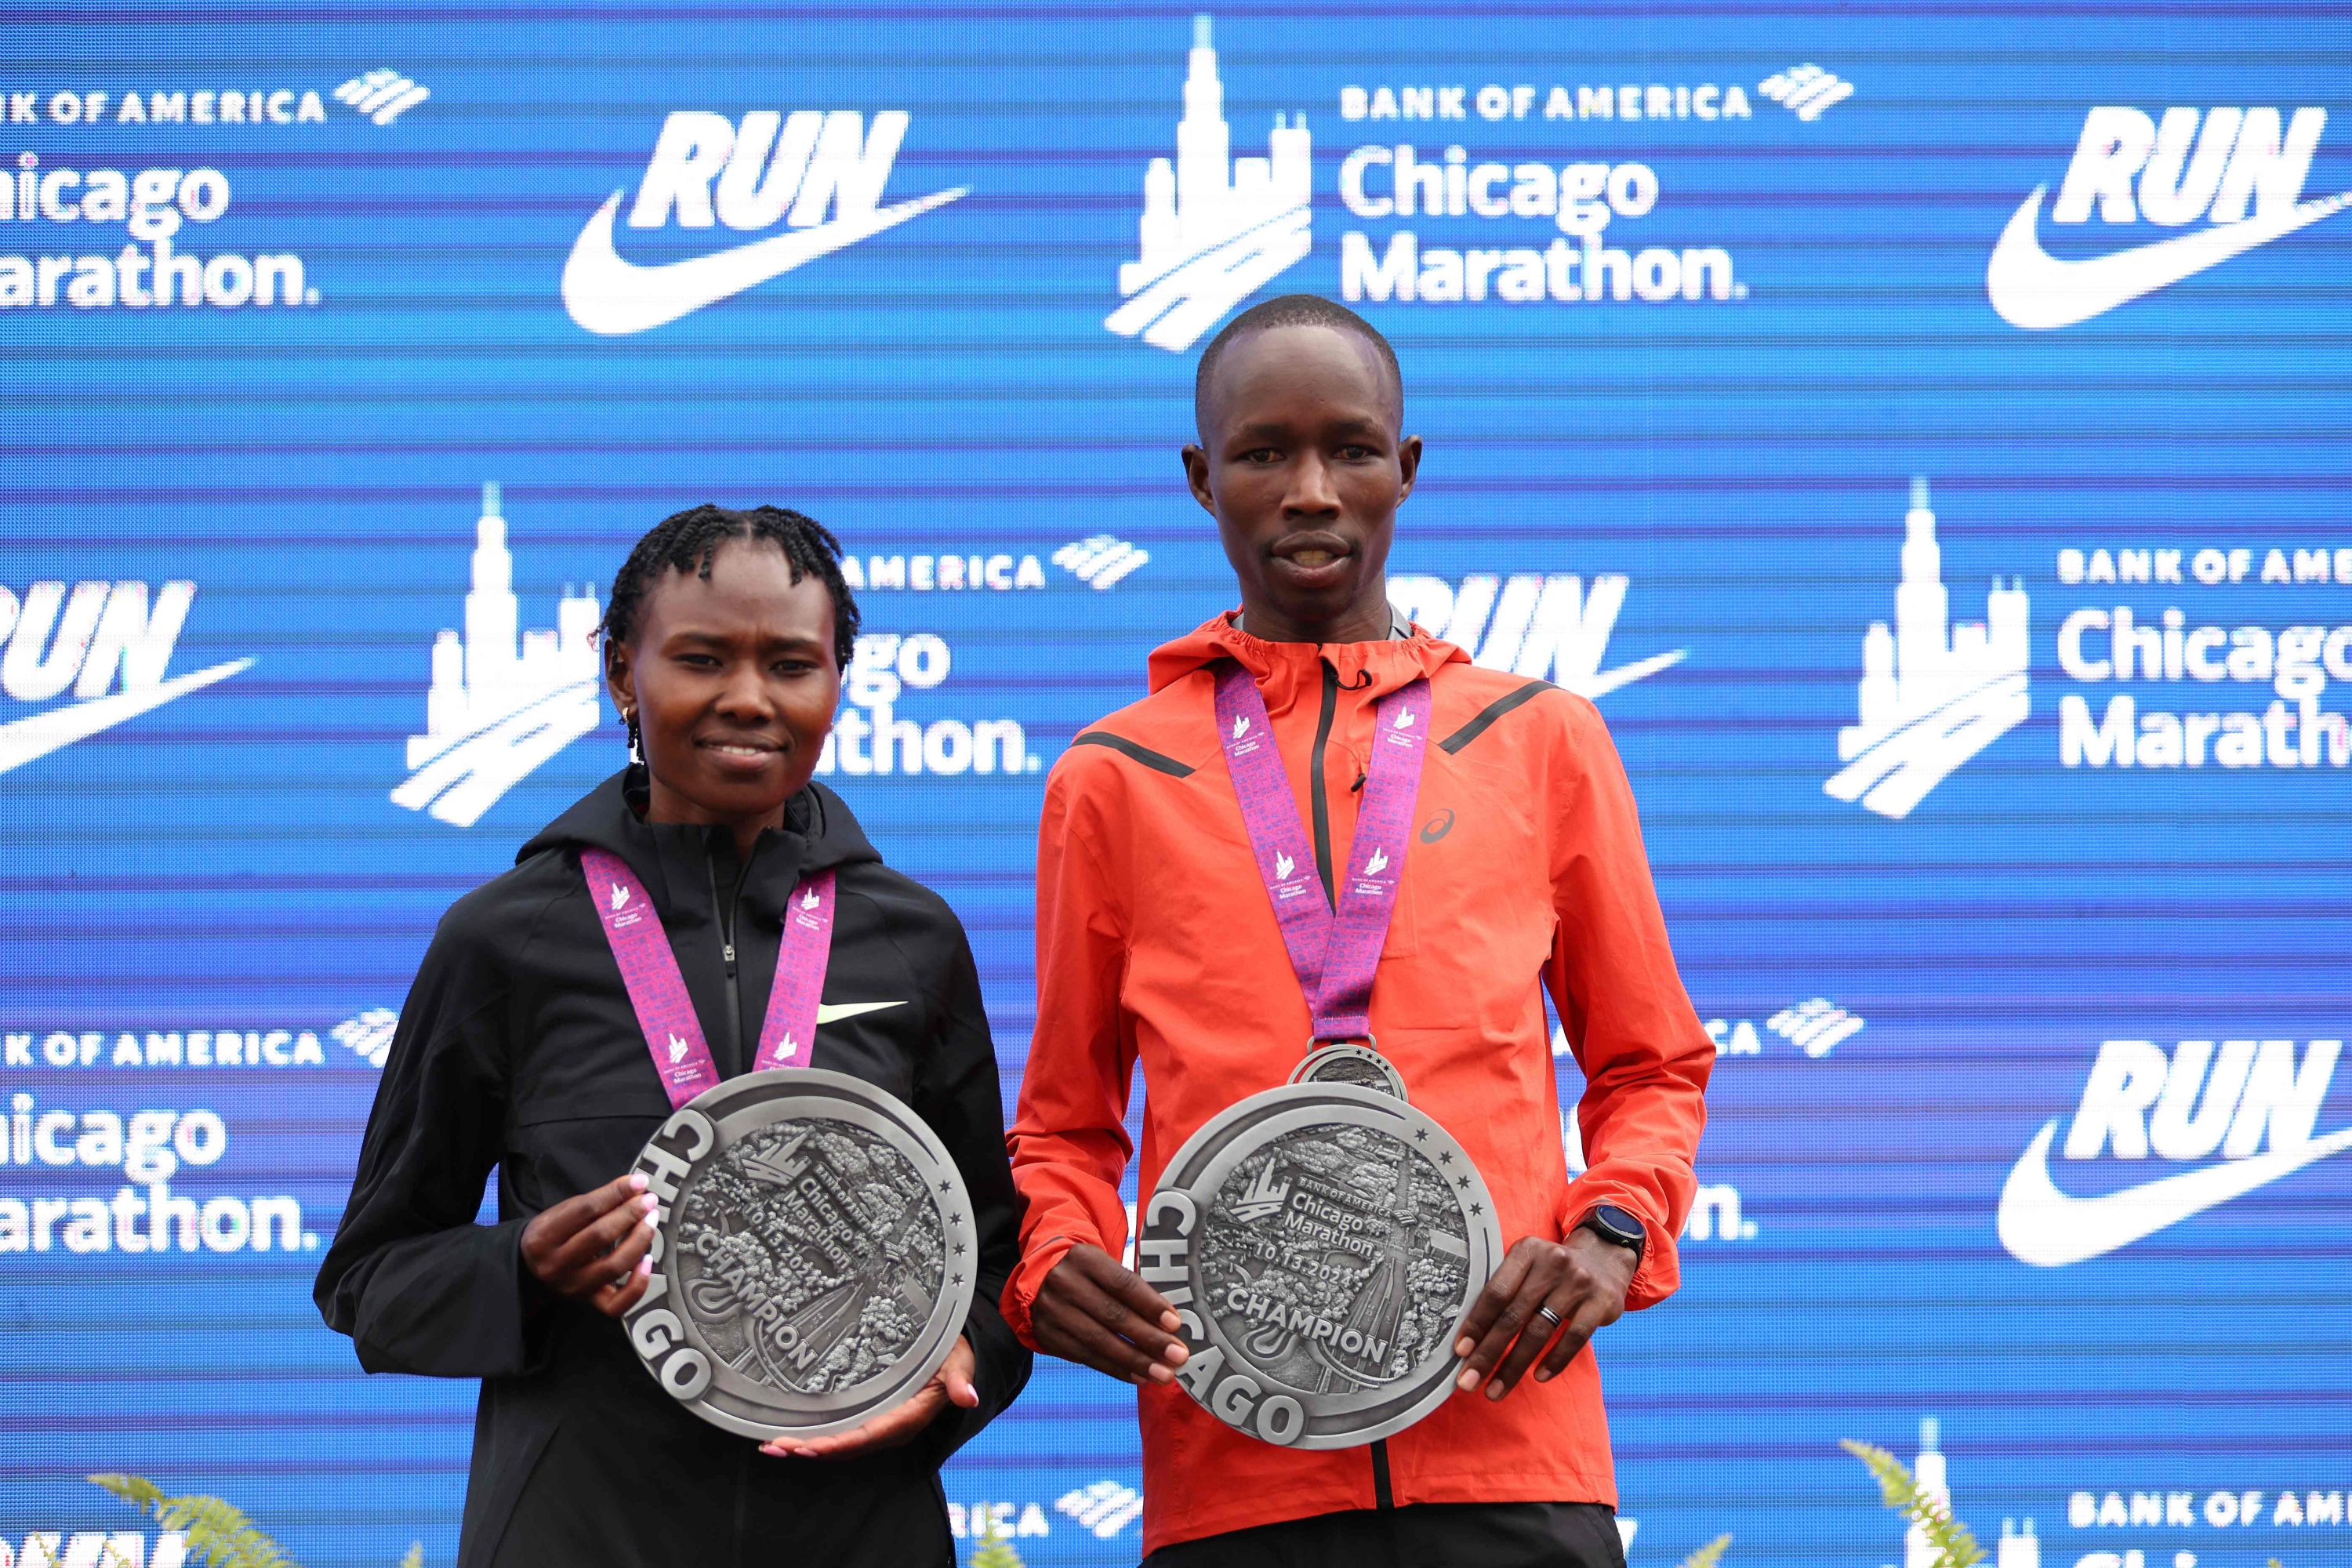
left=627, top=1070, right=976, bottom=1440
left=1205, top=1125, right=1468, bottom=1391
left=676, top=1117, right=945, bottom=1395
left=1145, top=1083, right=1501, bottom=1448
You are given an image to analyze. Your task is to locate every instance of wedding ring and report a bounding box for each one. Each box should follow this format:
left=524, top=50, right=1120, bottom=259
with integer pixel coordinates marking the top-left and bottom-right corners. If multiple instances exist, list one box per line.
left=1536, top=1305, right=1564, bottom=1330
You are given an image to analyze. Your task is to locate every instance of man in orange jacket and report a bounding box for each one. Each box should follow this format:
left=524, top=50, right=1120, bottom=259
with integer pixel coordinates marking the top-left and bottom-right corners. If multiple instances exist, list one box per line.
left=1004, top=294, right=1714, bottom=1566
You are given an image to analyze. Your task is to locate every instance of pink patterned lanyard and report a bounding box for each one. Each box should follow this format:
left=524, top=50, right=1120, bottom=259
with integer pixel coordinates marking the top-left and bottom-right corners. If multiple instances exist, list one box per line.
left=579, top=847, right=836, bottom=1110
left=1211, top=660, right=1432, bottom=1047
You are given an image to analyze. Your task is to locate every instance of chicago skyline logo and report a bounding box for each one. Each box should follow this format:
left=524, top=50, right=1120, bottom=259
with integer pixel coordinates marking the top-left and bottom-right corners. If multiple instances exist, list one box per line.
left=1988, top=104, right=2349, bottom=329
left=0, top=578, right=249, bottom=778
left=563, top=109, right=965, bottom=336
left=389, top=483, right=603, bottom=829
left=1825, top=478, right=2030, bottom=820
left=1385, top=571, right=1686, bottom=699
left=1105, top=14, right=1314, bottom=352
left=1999, top=1034, right=2348, bottom=1266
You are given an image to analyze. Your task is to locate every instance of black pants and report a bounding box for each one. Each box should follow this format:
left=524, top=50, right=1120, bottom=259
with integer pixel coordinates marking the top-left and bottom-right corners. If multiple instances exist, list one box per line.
left=1142, top=1502, right=1626, bottom=1568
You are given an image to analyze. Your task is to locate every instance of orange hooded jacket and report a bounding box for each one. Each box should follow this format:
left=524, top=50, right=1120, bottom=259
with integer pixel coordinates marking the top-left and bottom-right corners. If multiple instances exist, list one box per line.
left=1004, top=613, right=1714, bottom=1554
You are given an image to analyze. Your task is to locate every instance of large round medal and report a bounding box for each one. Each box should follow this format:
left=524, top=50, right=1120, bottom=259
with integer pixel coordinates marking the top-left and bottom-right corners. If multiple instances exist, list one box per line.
left=1141, top=1080, right=1502, bottom=1449
left=624, top=1068, right=977, bottom=1439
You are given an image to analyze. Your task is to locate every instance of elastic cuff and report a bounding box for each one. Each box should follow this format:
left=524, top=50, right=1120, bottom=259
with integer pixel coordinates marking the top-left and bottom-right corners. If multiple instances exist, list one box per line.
left=1000, top=1232, right=1084, bottom=1350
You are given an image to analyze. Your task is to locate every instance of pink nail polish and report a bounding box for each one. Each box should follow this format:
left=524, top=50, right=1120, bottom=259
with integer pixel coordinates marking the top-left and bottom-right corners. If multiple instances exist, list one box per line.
left=627, top=1173, right=648, bottom=1191
left=637, top=1256, right=652, bottom=1276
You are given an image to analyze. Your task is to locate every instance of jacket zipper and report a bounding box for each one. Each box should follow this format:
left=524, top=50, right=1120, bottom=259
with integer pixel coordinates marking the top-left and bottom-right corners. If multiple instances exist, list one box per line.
left=1309, top=659, right=1339, bottom=909
left=705, top=848, right=745, bottom=1070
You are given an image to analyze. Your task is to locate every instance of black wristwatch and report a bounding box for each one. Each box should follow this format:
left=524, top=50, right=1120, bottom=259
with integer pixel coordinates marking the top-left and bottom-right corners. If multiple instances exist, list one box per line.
left=1577, top=1204, right=1647, bottom=1267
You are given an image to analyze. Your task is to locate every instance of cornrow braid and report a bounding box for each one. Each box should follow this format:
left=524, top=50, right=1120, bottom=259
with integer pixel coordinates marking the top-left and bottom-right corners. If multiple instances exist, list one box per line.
left=598, top=503, right=860, bottom=672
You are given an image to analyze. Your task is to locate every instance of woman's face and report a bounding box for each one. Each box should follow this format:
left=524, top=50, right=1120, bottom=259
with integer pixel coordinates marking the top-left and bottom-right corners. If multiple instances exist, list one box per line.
left=604, top=538, right=842, bottom=833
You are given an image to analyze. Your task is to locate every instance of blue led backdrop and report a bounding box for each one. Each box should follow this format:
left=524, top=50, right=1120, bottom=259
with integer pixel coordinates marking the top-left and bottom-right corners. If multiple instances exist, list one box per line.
left=2, top=6, right=2347, bottom=1566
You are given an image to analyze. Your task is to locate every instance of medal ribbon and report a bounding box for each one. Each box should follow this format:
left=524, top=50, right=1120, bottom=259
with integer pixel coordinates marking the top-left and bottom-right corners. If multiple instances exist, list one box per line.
left=1211, top=660, right=1432, bottom=1047
left=580, top=847, right=836, bottom=1111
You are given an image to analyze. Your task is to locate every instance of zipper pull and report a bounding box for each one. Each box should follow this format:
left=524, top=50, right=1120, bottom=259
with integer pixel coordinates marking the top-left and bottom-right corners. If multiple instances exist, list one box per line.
left=723, top=942, right=736, bottom=975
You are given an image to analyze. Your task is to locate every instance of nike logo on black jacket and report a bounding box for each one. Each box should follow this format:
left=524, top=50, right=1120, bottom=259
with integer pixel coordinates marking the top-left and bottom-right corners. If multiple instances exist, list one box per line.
left=314, top=771, right=1029, bottom=1568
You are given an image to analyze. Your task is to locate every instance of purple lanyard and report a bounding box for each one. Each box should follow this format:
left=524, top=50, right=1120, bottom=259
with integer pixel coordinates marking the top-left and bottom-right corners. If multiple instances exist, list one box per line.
left=579, top=847, right=836, bottom=1111
left=1212, top=660, right=1432, bottom=1047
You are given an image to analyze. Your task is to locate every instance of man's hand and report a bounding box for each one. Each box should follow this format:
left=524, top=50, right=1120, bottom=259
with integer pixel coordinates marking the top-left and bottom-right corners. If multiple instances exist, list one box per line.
left=1029, top=1243, right=1190, bottom=1385
left=1451, top=1229, right=1637, bottom=1403
left=519, top=1172, right=657, bottom=1319
left=760, top=1337, right=979, bottom=1461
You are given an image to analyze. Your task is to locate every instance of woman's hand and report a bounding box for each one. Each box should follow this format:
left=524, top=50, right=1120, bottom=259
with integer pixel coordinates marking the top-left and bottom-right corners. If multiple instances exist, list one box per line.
left=760, top=1336, right=980, bottom=1461
left=519, top=1172, right=658, bottom=1319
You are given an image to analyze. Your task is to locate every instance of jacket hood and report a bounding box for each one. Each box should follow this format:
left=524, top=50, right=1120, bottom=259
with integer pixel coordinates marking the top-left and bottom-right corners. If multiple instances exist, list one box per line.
left=1146, top=609, right=1468, bottom=702
left=517, top=768, right=882, bottom=884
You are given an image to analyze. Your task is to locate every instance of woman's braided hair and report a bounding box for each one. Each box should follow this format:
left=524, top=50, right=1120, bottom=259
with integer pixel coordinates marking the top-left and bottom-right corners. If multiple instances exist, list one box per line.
left=598, top=504, right=859, bottom=673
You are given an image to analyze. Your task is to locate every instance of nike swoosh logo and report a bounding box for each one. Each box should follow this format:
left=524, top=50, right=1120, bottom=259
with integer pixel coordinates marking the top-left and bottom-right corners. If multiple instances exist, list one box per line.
left=1572, top=648, right=1689, bottom=702
left=1997, top=1116, right=2352, bottom=1266
left=1987, top=183, right=2352, bottom=330
left=815, top=1000, right=905, bottom=1025
left=0, top=659, right=252, bottom=777
left=561, top=186, right=967, bottom=336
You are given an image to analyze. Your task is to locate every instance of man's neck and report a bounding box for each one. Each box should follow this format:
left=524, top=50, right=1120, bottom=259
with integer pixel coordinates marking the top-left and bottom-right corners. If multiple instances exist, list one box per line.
left=1235, top=593, right=1401, bottom=644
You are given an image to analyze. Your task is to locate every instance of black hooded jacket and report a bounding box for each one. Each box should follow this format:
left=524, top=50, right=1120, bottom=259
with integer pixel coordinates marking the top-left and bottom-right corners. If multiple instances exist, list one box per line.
left=314, top=772, right=1029, bottom=1568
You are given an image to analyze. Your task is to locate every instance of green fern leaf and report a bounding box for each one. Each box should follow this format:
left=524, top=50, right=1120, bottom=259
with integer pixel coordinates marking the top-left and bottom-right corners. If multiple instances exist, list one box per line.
left=1840, top=1439, right=1987, bottom=1568
left=89, top=1475, right=169, bottom=1515
left=89, top=1478, right=300, bottom=1568
left=967, top=1510, right=1026, bottom=1568
left=1678, top=1533, right=1733, bottom=1568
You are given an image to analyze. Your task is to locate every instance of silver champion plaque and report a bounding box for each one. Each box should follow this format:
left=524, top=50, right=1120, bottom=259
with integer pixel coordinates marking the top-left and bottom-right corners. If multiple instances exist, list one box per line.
left=624, top=1069, right=977, bottom=1439
left=1141, top=1080, right=1502, bottom=1449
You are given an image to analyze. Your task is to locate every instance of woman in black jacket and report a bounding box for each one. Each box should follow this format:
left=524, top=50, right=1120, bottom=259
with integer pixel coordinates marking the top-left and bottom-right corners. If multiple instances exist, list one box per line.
left=315, top=505, right=1029, bottom=1567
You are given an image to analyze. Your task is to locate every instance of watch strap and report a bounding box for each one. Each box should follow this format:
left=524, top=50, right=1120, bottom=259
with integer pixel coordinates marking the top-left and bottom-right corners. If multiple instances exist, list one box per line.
left=1578, top=1203, right=1648, bottom=1265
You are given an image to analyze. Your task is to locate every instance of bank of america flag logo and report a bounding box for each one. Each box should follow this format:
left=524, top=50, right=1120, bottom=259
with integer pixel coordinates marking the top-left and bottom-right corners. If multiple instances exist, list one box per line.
left=390, top=484, right=603, bottom=828
left=1105, top=14, right=1312, bottom=352
left=334, top=69, right=431, bottom=125
left=1052, top=535, right=1150, bottom=590
left=1826, top=478, right=2029, bottom=820
left=1056, top=1482, right=1145, bottom=1540
left=1757, top=64, right=1853, bottom=122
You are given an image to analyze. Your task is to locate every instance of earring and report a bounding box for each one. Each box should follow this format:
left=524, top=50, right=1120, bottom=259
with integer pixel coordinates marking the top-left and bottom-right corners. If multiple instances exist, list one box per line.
left=623, top=709, right=643, bottom=764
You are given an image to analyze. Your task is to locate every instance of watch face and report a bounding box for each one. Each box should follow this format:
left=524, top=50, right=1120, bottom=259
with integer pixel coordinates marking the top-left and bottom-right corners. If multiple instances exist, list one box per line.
left=1587, top=1206, right=1645, bottom=1246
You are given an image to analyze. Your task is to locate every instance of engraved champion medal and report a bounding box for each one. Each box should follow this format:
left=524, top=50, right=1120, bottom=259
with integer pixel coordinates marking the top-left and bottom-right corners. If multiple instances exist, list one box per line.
left=1144, top=662, right=1502, bottom=1449
left=583, top=851, right=977, bottom=1440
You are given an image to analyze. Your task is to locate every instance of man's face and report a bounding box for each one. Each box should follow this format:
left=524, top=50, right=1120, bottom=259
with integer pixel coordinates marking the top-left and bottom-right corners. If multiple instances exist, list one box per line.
left=1184, top=323, right=1421, bottom=636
